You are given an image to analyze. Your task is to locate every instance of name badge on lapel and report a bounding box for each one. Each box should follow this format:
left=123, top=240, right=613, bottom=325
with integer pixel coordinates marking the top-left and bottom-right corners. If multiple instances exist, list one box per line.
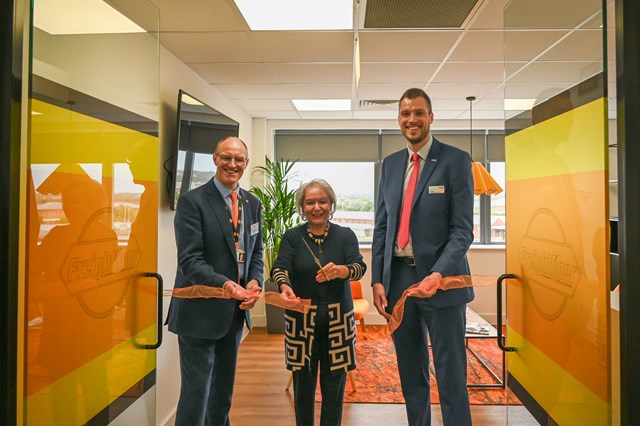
left=429, top=185, right=445, bottom=194
left=250, top=222, right=259, bottom=236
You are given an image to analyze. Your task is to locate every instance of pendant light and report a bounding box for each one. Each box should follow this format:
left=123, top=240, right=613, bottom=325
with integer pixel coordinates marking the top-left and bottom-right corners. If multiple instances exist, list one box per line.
left=467, top=96, right=503, bottom=196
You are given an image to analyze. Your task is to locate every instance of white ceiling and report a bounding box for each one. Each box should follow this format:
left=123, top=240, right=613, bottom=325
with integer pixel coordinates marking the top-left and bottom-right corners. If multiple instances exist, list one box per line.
left=148, top=0, right=614, bottom=123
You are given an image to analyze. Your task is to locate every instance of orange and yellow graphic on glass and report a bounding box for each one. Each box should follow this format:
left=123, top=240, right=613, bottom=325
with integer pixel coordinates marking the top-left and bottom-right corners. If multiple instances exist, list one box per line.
left=25, top=99, right=158, bottom=425
left=505, top=97, right=610, bottom=425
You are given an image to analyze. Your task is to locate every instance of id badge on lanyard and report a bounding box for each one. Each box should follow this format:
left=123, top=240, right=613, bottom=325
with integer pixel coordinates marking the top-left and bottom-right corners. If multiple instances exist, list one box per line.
left=236, top=244, right=245, bottom=264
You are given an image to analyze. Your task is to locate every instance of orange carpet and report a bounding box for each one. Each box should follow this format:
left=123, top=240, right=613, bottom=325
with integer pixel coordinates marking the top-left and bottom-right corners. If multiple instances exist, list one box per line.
left=335, top=326, right=522, bottom=405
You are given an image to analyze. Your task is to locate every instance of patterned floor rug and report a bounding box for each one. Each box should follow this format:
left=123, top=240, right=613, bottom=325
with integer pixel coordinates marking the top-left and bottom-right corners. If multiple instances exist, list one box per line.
left=335, top=325, right=522, bottom=405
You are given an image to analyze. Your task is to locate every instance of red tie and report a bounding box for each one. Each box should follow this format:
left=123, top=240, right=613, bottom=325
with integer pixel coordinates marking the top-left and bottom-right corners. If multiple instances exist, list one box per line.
left=230, top=192, right=239, bottom=228
left=397, top=153, right=420, bottom=249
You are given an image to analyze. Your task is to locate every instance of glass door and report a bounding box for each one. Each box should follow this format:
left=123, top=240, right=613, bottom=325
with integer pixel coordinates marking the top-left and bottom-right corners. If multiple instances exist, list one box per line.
left=23, top=1, right=160, bottom=424
left=503, top=0, right=611, bottom=424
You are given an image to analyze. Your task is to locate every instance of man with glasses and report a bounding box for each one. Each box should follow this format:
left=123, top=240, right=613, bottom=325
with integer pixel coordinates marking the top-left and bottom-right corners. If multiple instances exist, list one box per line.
left=167, top=136, right=264, bottom=426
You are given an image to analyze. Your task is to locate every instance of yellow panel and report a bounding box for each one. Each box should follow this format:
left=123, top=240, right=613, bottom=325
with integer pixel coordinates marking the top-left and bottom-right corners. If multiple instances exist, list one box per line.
left=26, top=98, right=159, bottom=424
left=505, top=96, right=610, bottom=423
left=506, top=98, right=607, bottom=182
left=508, top=327, right=610, bottom=425
left=26, top=326, right=156, bottom=426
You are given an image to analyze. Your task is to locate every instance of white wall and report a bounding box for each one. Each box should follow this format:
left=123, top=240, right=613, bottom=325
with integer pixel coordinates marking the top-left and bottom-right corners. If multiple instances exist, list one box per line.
left=155, top=45, right=253, bottom=426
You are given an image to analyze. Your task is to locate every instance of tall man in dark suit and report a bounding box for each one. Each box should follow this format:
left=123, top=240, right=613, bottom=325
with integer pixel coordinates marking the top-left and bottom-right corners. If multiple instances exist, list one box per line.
left=167, top=136, right=263, bottom=426
left=371, top=88, right=475, bottom=426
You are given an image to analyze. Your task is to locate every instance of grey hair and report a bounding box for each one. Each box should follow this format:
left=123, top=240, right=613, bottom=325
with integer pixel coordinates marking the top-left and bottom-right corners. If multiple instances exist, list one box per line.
left=296, top=179, right=337, bottom=218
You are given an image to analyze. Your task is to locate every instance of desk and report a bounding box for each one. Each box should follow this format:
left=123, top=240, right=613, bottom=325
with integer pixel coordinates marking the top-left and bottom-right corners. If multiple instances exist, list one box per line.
left=465, top=308, right=505, bottom=388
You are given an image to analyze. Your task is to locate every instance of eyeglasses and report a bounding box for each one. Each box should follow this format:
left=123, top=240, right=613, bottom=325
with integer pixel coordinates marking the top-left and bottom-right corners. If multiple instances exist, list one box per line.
left=216, top=155, right=248, bottom=166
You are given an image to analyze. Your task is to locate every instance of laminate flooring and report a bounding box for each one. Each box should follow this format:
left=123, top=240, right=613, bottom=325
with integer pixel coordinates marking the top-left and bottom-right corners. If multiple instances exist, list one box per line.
left=230, top=328, right=538, bottom=426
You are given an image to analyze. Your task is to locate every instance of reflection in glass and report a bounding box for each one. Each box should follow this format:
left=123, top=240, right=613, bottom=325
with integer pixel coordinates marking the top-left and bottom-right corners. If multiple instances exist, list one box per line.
left=171, top=90, right=239, bottom=209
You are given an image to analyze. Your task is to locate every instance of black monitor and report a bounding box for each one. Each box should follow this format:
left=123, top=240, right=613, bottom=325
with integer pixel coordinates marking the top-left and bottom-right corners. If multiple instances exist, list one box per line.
left=170, top=90, right=239, bottom=210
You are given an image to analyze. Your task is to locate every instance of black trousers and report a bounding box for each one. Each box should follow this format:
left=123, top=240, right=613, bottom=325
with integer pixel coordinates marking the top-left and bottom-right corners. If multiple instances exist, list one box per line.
left=292, top=303, right=347, bottom=426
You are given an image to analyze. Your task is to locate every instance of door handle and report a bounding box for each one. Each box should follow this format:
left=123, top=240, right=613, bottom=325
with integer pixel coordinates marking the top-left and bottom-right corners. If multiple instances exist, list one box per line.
left=497, top=273, right=517, bottom=352
left=140, top=272, right=163, bottom=350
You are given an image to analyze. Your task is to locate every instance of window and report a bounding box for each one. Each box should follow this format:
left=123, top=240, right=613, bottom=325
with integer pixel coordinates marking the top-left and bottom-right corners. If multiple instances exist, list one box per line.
left=489, top=162, right=506, bottom=243
left=275, top=129, right=505, bottom=246
left=291, top=162, right=375, bottom=243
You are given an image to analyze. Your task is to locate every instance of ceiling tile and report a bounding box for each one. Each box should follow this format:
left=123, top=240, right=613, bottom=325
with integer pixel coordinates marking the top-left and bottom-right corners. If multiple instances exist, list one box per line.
left=280, top=84, right=353, bottom=99
left=504, top=30, right=567, bottom=61
left=538, top=29, right=604, bottom=62
left=152, top=0, right=247, bottom=32
left=233, top=99, right=294, bottom=111
left=431, top=62, right=504, bottom=83
left=215, top=84, right=286, bottom=100
left=161, top=32, right=262, bottom=63
left=251, top=31, right=354, bottom=62
left=269, top=63, right=353, bottom=84
left=426, top=82, right=504, bottom=99
left=507, top=61, right=601, bottom=85
left=189, top=63, right=276, bottom=84
left=469, top=0, right=507, bottom=30
left=359, top=31, right=462, bottom=62
left=359, top=63, right=439, bottom=84
left=448, top=31, right=504, bottom=61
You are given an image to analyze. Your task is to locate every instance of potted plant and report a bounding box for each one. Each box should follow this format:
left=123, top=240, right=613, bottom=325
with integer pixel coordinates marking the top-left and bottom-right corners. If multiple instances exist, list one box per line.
left=250, top=157, right=300, bottom=333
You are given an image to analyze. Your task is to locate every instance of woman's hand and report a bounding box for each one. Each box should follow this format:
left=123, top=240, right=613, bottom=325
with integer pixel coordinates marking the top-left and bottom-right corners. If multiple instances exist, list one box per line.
left=316, top=262, right=349, bottom=283
left=278, top=284, right=302, bottom=309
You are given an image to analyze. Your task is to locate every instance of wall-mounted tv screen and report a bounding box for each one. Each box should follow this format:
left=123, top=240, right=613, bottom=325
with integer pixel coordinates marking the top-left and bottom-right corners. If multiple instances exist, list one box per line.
left=170, top=90, right=239, bottom=210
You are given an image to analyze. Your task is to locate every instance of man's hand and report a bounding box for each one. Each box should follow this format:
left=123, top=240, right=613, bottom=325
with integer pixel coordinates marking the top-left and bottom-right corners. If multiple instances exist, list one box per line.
left=406, top=272, right=442, bottom=298
left=372, top=283, right=391, bottom=320
left=224, top=280, right=261, bottom=310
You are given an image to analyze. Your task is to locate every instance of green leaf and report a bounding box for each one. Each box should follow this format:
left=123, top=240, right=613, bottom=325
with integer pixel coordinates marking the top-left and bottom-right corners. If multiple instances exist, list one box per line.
left=250, top=156, right=301, bottom=271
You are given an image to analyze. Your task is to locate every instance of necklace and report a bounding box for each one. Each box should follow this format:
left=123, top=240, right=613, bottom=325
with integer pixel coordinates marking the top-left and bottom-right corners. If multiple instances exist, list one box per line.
left=307, top=222, right=330, bottom=253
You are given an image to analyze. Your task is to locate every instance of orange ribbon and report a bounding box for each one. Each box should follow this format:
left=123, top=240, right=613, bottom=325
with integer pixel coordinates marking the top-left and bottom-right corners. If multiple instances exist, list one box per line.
left=387, top=275, right=497, bottom=335
left=164, top=285, right=312, bottom=313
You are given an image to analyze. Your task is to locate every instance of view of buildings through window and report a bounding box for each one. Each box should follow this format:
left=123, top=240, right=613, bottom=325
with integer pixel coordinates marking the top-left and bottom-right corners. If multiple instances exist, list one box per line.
left=292, top=160, right=505, bottom=245
left=290, top=162, right=375, bottom=243
left=31, top=155, right=505, bottom=248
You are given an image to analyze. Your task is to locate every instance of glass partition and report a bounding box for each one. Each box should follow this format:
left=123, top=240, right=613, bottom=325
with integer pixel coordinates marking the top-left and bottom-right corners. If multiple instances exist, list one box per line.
left=24, top=1, right=159, bottom=424
left=504, top=0, right=610, bottom=424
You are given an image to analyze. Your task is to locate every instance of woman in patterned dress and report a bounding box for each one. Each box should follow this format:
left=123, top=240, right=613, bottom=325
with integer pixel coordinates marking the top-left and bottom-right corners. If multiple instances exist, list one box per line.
left=271, top=179, right=366, bottom=426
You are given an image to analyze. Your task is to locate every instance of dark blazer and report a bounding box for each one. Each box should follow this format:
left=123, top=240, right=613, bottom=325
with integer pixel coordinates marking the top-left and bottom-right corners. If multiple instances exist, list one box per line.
left=166, top=178, right=263, bottom=339
left=371, top=138, right=475, bottom=307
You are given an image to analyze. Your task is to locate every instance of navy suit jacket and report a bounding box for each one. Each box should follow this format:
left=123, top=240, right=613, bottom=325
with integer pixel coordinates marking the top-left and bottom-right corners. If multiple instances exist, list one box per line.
left=371, top=138, right=475, bottom=308
left=166, top=178, right=264, bottom=339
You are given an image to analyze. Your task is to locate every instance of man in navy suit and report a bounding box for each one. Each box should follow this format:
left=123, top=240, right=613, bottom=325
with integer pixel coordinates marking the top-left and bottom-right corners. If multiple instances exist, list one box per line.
left=372, top=88, right=474, bottom=426
left=167, top=137, right=263, bottom=426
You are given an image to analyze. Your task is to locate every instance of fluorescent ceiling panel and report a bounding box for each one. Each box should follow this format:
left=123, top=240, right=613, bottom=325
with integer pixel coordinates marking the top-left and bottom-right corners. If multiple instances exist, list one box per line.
left=234, top=0, right=352, bottom=30
left=292, top=99, right=351, bottom=111
left=34, top=0, right=145, bottom=34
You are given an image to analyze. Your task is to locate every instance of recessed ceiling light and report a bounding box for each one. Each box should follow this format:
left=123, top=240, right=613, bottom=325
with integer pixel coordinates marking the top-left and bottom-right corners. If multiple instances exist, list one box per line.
left=292, top=99, right=351, bottom=111
left=34, top=0, right=145, bottom=35
left=504, top=98, right=536, bottom=111
left=234, top=0, right=352, bottom=30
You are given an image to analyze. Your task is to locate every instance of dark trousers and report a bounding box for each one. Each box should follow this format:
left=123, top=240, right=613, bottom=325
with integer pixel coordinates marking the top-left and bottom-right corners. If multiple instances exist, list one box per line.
left=388, top=258, right=472, bottom=426
left=175, top=308, right=244, bottom=426
left=293, top=303, right=347, bottom=426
